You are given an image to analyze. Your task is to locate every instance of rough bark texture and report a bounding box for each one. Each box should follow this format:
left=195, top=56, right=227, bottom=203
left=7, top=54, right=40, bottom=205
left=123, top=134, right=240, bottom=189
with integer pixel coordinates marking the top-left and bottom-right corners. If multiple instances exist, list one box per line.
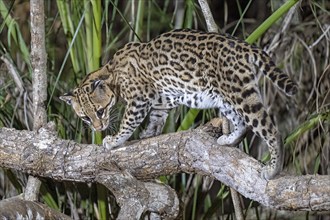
left=198, top=0, right=219, bottom=33
left=0, top=197, right=71, bottom=220
left=31, top=0, right=47, bottom=130
left=0, top=122, right=329, bottom=218
left=24, top=0, right=48, bottom=202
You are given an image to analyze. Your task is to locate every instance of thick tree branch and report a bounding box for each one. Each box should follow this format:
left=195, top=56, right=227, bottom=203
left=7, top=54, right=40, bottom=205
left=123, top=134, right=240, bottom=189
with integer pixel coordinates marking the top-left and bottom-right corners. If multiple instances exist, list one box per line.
left=0, top=123, right=329, bottom=215
left=0, top=197, right=71, bottom=220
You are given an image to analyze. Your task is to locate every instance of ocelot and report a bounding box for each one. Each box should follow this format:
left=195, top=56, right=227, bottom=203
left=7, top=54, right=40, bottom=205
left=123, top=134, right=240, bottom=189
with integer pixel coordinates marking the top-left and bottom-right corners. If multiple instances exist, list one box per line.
left=60, top=29, right=297, bottom=180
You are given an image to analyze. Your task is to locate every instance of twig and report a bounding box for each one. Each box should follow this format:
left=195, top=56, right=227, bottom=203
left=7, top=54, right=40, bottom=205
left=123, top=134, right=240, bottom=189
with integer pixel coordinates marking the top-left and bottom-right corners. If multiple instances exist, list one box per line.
left=198, top=0, right=218, bottom=33
left=0, top=56, right=24, bottom=92
left=1, top=55, right=32, bottom=130
left=265, top=4, right=298, bottom=54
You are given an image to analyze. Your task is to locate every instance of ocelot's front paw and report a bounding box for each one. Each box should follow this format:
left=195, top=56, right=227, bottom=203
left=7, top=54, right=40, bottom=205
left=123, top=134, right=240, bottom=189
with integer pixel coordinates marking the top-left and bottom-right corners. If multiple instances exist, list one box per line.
left=102, top=135, right=120, bottom=150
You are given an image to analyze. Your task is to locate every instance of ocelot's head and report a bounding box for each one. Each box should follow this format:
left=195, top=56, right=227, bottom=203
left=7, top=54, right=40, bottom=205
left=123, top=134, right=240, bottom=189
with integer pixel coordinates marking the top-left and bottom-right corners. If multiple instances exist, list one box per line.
left=59, top=69, right=117, bottom=131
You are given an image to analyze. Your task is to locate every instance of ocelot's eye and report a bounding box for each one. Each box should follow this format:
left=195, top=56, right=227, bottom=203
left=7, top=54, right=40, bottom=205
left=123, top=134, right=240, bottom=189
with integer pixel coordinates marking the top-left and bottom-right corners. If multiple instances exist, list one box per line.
left=96, top=108, right=104, bottom=118
left=81, top=116, right=91, bottom=124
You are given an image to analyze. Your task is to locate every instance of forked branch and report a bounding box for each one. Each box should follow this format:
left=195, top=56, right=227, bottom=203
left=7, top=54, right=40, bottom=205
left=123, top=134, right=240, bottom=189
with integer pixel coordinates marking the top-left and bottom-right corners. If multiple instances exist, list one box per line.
left=0, top=122, right=329, bottom=218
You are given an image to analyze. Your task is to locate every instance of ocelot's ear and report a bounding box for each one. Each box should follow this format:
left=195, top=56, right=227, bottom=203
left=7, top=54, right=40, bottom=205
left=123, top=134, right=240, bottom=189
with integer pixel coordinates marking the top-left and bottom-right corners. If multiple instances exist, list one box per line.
left=59, top=92, right=74, bottom=105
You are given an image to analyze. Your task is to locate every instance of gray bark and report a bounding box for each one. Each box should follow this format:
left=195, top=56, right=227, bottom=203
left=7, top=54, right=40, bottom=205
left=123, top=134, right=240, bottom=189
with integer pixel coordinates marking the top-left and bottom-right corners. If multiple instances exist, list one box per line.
left=198, top=0, right=219, bottom=33
left=31, top=0, right=47, bottom=130
left=23, top=0, right=48, bottom=203
left=0, top=197, right=71, bottom=220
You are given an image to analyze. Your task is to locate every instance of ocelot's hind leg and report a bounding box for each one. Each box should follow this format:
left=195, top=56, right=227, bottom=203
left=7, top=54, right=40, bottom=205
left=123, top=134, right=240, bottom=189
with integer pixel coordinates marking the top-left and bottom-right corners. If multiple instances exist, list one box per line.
left=217, top=102, right=247, bottom=146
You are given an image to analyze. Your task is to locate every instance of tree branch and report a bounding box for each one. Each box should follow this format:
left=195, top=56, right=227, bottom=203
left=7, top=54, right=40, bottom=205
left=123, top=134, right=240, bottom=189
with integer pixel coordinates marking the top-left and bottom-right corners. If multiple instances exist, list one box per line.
left=30, top=0, right=47, bottom=132
left=25, top=0, right=48, bottom=202
left=198, top=0, right=219, bottom=33
left=0, top=197, right=71, bottom=220
left=0, top=122, right=329, bottom=217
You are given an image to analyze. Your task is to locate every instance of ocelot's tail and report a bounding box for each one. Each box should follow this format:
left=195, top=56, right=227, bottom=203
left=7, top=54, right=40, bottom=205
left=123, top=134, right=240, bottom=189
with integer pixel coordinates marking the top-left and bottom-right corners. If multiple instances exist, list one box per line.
left=254, top=50, right=298, bottom=96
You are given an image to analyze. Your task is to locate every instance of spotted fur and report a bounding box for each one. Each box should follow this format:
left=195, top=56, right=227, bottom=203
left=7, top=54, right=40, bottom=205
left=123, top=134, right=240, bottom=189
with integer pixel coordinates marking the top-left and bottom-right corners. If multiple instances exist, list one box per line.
left=60, top=29, right=297, bottom=180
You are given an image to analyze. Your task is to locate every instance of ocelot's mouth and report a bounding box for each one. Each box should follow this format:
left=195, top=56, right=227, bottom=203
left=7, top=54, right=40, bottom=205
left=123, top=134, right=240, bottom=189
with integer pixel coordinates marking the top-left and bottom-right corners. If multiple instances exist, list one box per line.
left=91, top=124, right=108, bottom=131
